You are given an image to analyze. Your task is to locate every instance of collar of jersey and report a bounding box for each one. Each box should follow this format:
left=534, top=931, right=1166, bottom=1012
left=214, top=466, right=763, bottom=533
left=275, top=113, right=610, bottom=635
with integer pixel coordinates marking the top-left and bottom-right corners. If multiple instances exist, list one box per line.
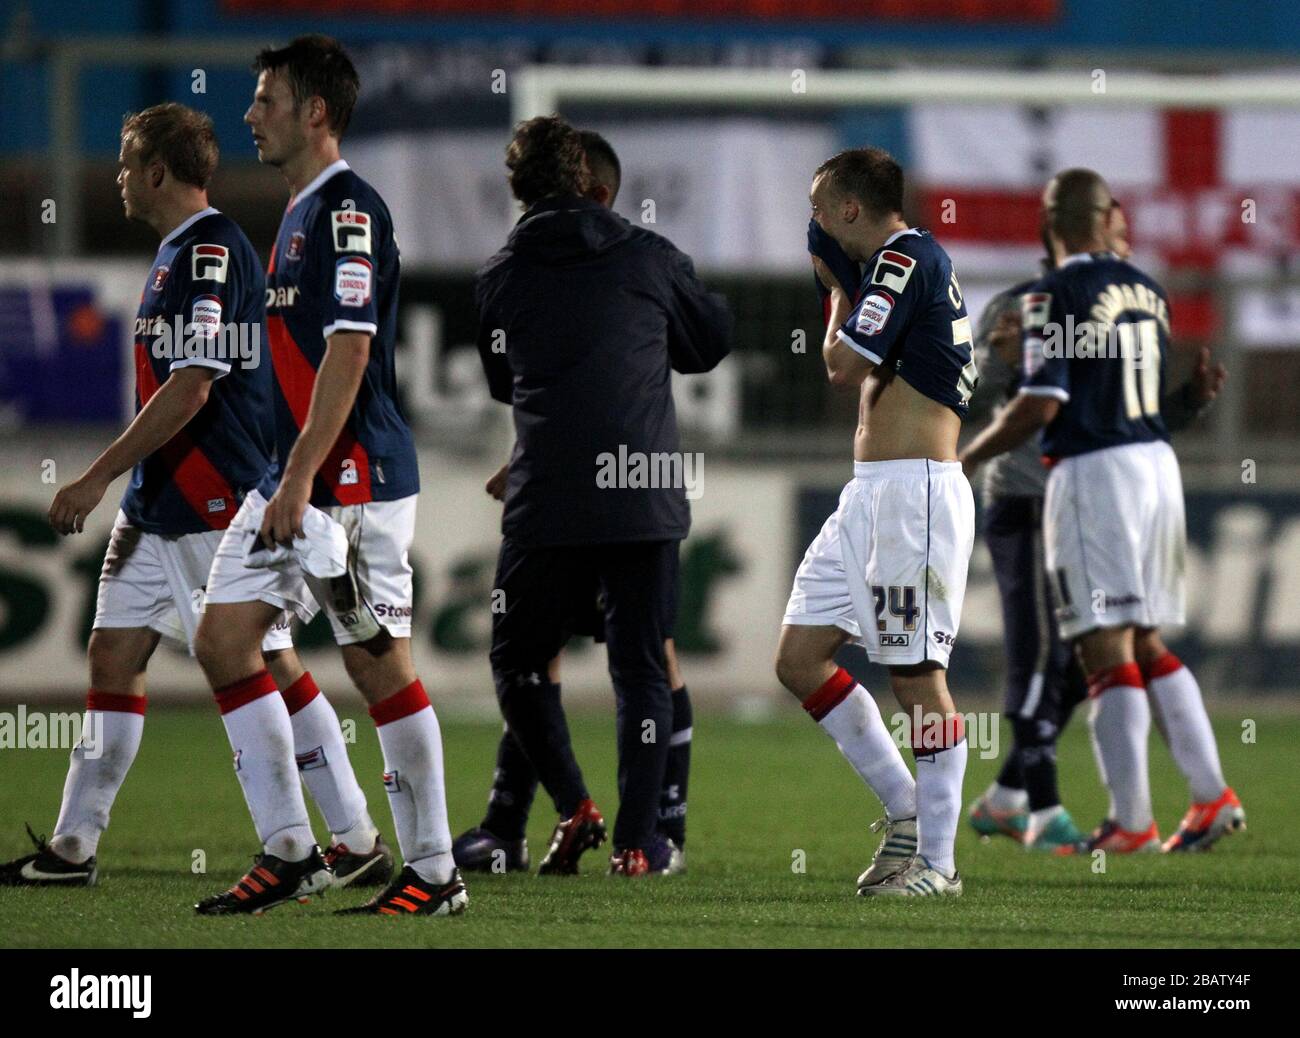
left=1059, top=250, right=1116, bottom=268
left=159, top=206, right=219, bottom=250
left=290, top=159, right=350, bottom=210
left=882, top=227, right=922, bottom=249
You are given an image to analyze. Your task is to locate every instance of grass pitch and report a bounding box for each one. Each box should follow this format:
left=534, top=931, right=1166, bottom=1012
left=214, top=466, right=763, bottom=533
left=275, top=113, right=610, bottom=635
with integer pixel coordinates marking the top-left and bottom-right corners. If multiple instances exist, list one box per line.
left=1, top=704, right=1296, bottom=948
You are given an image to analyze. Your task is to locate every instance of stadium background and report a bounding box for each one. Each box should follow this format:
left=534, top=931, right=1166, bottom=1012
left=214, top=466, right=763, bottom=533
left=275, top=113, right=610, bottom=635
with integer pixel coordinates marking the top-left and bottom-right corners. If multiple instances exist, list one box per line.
left=1, top=0, right=1298, bottom=708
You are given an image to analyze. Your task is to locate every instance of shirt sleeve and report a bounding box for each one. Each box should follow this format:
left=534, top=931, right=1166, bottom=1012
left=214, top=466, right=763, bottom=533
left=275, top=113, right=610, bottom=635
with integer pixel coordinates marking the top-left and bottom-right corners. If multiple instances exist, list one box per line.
left=1018, top=288, right=1070, bottom=402
left=664, top=248, right=733, bottom=375
left=835, top=246, right=925, bottom=367
left=169, top=240, right=239, bottom=376
left=474, top=276, right=514, bottom=405
left=317, top=204, right=381, bottom=339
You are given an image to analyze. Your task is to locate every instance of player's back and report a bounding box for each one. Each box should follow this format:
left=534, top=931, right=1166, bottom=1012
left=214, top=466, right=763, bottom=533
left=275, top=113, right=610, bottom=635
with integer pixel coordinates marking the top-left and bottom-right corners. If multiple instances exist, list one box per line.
left=1021, top=252, right=1171, bottom=460
left=265, top=161, right=416, bottom=507
left=126, top=208, right=275, bottom=535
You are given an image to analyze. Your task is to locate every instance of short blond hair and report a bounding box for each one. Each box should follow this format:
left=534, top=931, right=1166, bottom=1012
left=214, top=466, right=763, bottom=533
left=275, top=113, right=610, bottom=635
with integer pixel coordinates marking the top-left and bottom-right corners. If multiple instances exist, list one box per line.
left=121, top=103, right=218, bottom=189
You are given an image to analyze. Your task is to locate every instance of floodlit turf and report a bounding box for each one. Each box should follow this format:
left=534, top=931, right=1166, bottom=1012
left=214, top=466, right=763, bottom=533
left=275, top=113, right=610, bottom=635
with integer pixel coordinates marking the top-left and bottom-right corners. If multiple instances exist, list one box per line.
left=1, top=704, right=1296, bottom=948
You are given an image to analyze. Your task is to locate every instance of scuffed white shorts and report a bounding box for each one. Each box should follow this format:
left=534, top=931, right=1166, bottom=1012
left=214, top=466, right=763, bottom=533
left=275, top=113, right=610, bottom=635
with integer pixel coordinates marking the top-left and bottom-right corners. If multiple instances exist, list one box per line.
left=204, top=489, right=416, bottom=646
left=1044, top=439, right=1186, bottom=641
left=93, top=510, right=293, bottom=654
left=783, top=459, right=975, bottom=668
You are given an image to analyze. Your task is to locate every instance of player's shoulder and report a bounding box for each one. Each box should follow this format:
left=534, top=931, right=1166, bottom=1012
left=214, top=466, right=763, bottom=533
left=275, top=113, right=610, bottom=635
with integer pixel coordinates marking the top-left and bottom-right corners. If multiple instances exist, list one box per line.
left=860, top=228, right=948, bottom=299
left=315, top=168, right=390, bottom=220
left=173, top=211, right=259, bottom=286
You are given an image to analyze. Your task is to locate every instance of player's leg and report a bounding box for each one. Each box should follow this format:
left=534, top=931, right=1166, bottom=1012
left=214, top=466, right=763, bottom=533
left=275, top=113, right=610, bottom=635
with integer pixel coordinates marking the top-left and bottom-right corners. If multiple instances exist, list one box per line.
left=2, top=515, right=175, bottom=886
left=1135, top=628, right=1243, bottom=851
left=488, top=540, right=604, bottom=876
left=776, top=485, right=917, bottom=830
left=657, top=638, right=693, bottom=852
left=1043, top=448, right=1158, bottom=854
left=600, top=540, right=680, bottom=876
left=968, top=495, right=1037, bottom=842
left=0, top=625, right=159, bottom=886
left=1072, top=625, right=1159, bottom=851
left=193, top=600, right=325, bottom=896
left=263, top=645, right=391, bottom=886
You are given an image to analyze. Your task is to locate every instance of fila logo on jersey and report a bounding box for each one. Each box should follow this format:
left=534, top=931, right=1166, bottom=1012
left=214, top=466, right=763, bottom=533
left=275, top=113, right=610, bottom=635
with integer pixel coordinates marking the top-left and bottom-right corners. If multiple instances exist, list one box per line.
left=285, top=230, right=306, bottom=262
left=332, top=210, right=372, bottom=254
left=871, top=250, right=916, bottom=293
left=1022, top=292, right=1052, bottom=329
left=192, top=244, right=229, bottom=283
left=151, top=265, right=170, bottom=292
left=855, top=291, right=894, bottom=335
left=335, top=257, right=373, bottom=307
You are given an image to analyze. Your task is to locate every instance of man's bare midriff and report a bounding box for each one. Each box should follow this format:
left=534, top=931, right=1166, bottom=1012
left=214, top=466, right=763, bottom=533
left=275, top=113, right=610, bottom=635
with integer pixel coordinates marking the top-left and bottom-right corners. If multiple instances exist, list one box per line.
left=854, top=369, right=961, bottom=463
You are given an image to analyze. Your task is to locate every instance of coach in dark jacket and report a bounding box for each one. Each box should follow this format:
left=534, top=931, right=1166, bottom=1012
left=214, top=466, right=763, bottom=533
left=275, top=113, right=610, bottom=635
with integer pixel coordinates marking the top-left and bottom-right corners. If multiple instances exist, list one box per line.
left=475, top=116, right=731, bottom=873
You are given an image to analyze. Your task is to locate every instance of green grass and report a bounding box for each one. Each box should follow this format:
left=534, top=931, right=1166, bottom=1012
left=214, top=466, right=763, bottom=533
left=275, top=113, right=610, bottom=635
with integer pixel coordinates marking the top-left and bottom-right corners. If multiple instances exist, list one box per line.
left=1, top=705, right=1297, bottom=948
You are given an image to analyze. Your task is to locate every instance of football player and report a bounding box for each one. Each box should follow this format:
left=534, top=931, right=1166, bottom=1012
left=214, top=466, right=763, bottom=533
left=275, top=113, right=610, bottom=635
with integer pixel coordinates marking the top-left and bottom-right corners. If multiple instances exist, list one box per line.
left=964, top=200, right=1226, bottom=852
left=777, top=148, right=977, bottom=897
left=0, top=103, right=387, bottom=891
left=191, top=36, right=466, bottom=915
left=960, top=169, right=1244, bottom=854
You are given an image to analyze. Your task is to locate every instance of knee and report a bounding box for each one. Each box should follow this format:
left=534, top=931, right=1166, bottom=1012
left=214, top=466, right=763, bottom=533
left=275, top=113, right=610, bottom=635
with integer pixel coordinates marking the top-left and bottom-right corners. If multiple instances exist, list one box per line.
left=87, top=635, right=132, bottom=692
left=193, top=617, right=237, bottom=675
left=774, top=645, right=820, bottom=699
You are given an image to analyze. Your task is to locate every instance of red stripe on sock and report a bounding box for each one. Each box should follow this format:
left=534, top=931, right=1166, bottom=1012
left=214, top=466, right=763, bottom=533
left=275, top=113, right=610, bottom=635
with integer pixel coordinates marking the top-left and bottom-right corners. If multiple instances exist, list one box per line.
left=369, top=679, right=430, bottom=727
left=912, top=713, right=965, bottom=751
left=86, top=690, right=146, bottom=715
left=1087, top=661, right=1146, bottom=699
left=802, top=667, right=856, bottom=722
left=1142, top=652, right=1183, bottom=682
left=214, top=670, right=279, bottom=715
left=281, top=671, right=321, bottom=716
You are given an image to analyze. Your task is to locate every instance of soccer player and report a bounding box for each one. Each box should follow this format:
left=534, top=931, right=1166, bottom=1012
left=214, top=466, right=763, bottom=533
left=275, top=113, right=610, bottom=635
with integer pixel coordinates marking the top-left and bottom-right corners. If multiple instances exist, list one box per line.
left=777, top=147, right=977, bottom=897
left=455, top=130, right=695, bottom=875
left=191, top=36, right=466, bottom=915
left=964, top=201, right=1227, bottom=852
left=0, top=103, right=385, bottom=890
left=960, top=168, right=1244, bottom=854
left=475, top=116, right=731, bottom=877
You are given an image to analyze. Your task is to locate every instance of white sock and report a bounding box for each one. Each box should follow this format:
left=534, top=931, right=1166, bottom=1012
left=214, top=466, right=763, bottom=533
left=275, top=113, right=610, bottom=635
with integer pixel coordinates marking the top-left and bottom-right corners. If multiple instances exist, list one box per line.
left=1025, top=804, right=1063, bottom=845
left=216, top=672, right=315, bottom=861
left=283, top=673, right=378, bottom=849
left=50, top=694, right=145, bottom=862
left=1088, top=669, right=1153, bottom=832
left=986, top=781, right=1028, bottom=813
left=371, top=681, right=454, bottom=885
left=915, top=735, right=967, bottom=877
left=1145, top=656, right=1226, bottom=803
left=810, top=682, right=916, bottom=820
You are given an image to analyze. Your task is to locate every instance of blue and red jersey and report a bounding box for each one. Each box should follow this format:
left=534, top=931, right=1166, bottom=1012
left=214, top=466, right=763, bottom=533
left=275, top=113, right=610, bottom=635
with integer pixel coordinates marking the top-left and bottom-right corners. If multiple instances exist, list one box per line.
left=1019, top=251, right=1172, bottom=459
left=265, top=160, right=418, bottom=507
left=122, top=208, right=276, bottom=535
left=835, top=228, right=978, bottom=419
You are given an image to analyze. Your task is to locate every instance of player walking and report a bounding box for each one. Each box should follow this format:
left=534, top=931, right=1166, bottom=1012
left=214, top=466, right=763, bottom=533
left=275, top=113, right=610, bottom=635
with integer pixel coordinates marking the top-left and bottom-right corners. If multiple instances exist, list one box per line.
left=0, top=103, right=386, bottom=890
left=964, top=201, right=1226, bottom=852
left=777, top=148, right=977, bottom=897
left=960, top=169, right=1244, bottom=854
left=191, top=36, right=466, bottom=915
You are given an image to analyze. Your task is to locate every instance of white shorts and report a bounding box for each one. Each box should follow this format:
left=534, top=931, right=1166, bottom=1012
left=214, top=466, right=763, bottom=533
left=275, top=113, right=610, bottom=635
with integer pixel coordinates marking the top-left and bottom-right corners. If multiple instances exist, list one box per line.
left=1044, top=439, right=1186, bottom=641
left=205, top=489, right=417, bottom=646
left=783, top=459, right=975, bottom=667
left=93, top=510, right=293, bottom=654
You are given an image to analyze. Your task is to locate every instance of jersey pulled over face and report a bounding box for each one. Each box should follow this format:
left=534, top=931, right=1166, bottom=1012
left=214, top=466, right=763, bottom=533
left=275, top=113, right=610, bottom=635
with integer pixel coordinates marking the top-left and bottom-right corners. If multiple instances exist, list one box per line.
left=265, top=159, right=418, bottom=507
left=834, top=228, right=978, bottom=419
left=125, top=208, right=277, bottom=535
left=1019, top=251, right=1172, bottom=459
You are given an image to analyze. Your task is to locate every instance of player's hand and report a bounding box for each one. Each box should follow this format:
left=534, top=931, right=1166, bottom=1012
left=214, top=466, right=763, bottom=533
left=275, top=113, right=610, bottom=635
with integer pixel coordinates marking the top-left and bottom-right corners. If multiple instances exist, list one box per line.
left=260, top=476, right=310, bottom=548
left=1190, top=346, right=1227, bottom=405
left=48, top=472, right=110, bottom=535
left=811, top=255, right=838, bottom=294
left=485, top=461, right=509, bottom=502
left=989, top=310, right=1023, bottom=368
